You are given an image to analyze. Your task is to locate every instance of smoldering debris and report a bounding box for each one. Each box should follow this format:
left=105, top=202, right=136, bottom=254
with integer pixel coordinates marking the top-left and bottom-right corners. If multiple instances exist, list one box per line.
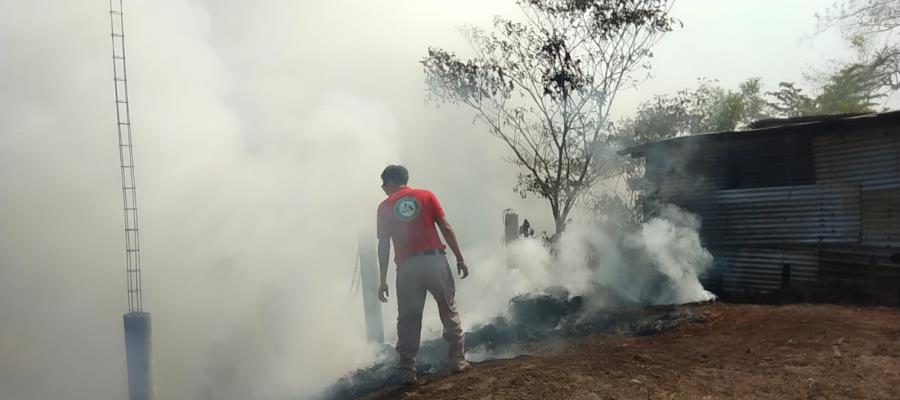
left=316, top=205, right=715, bottom=399
left=317, top=288, right=709, bottom=400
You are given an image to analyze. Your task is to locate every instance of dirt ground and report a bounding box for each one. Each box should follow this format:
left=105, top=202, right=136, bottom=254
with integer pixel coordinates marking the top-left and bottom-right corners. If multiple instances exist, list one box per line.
left=363, top=303, right=900, bottom=400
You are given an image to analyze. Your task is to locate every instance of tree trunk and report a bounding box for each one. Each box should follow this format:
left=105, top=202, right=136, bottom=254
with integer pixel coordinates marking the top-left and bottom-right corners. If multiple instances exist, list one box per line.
left=554, top=217, right=566, bottom=238
left=550, top=200, right=565, bottom=239
left=551, top=200, right=567, bottom=238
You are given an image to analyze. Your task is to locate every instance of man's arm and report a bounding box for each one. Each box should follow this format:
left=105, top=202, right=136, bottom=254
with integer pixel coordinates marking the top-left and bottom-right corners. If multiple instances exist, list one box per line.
left=377, top=238, right=391, bottom=302
left=435, top=216, right=468, bottom=279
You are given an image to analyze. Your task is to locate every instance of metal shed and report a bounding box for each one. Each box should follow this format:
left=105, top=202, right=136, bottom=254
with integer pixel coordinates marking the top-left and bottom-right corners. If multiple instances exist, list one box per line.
left=623, top=111, right=900, bottom=305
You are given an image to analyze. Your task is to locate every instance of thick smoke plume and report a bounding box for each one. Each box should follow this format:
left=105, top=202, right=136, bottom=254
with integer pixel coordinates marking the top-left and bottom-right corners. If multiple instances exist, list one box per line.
left=455, top=204, right=714, bottom=331
left=0, top=2, right=528, bottom=399
left=0, top=2, right=724, bottom=400
left=326, top=205, right=715, bottom=398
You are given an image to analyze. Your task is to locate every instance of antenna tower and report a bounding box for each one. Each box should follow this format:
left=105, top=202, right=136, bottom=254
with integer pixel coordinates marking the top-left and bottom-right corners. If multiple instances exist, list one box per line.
left=109, top=1, right=155, bottom=399
left=109, top=0, right=142, bottom=313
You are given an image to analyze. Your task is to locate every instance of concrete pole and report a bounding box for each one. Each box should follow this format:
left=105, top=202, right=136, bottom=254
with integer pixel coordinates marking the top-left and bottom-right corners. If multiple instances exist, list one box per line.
left=358, top=236, right=385, bottom=343
left=123, top=311, right=155, bottom=400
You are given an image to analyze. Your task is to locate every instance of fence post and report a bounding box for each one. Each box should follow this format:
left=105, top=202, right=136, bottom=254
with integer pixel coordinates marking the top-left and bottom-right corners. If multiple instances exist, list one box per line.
left=503, top=209, right=519, bottom=244
left=358, top=235, right=385, bottom=343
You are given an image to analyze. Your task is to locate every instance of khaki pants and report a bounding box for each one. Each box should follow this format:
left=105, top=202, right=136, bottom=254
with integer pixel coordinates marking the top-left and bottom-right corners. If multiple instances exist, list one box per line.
left=396, top=253, right=465, bottom=373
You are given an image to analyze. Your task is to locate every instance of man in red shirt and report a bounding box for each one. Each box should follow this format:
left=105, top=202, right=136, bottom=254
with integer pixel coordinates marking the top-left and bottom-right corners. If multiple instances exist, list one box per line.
left=376, top=165, right=470, bottom=385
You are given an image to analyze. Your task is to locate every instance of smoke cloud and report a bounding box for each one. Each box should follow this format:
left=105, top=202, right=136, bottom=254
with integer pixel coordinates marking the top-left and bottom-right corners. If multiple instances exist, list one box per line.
left=1, top=1, right=836, bottom=399
left=454, top=204, right=714, bottom=333
left=0, top=1, right=535, bottom=399
left=326, top=203, right=715, bottom=399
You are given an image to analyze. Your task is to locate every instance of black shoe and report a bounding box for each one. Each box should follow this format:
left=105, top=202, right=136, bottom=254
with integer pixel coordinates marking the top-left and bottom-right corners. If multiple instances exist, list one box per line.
left=399, top=371, right=418, bottom=386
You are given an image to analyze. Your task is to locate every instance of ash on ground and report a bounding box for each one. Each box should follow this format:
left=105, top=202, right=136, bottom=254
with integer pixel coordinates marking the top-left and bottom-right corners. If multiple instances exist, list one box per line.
left=316, top=288, right=709, bottom=400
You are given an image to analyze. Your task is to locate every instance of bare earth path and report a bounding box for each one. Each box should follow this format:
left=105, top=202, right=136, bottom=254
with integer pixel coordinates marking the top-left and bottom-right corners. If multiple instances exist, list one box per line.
left=363, top=303, right=900, bottom=400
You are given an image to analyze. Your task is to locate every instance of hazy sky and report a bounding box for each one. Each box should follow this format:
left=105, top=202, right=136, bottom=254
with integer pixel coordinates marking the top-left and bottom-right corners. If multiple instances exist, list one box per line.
left=0, top=1, right=886, bottom=399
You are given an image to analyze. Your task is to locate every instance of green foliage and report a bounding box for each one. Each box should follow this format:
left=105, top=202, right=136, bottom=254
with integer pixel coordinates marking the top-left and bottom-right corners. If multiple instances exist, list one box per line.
left=737, top=78, right=769, bottom=125
left=817, top=62, right=885, bottom=113
left=616, top=78, right=772, bottom=148
left=766, top=82, right=817, bottom=117
left=768, top=50, right=897, bottom=116
left=619, top=92, right=691, bottom=145
left=618, top=55, right=896, bottom=145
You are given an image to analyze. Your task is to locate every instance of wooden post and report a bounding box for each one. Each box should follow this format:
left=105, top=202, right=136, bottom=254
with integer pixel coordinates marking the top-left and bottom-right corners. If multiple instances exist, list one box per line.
left=866, top=256, right=879, bottom=304
left=358, top=235, right=385, bottom=343
left=503, top=209, right=519, bottom=244
left=781, top=263, right=792, bottom=290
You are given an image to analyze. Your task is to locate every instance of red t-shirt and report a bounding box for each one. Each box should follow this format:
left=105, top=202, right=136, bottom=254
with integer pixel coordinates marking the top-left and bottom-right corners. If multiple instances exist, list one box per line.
left=377, top=186, right=446, bottom=265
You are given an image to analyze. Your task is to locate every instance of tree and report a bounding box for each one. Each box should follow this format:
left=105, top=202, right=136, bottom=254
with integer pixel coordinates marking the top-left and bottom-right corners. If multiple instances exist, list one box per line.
left=768, top=49, right=895, bottom=116
left=819, top=0, right=900, bottom=41
left=766, top=82, right=818, bottom=117
left=421, top=0, right=678, bottom=236
left=735, top=78, right=770, bottom=126
left=618, top=90, right=692, bottom=145
left=615, top=78, right=770, bottom=145
left=818, top=0, right=900, bottom=92
left=791, top=1, right=900, bottom=114
left=816, top=60, right=888, bottom=112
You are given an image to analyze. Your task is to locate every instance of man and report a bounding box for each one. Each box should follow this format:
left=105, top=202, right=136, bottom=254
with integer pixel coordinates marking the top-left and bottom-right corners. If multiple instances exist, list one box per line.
left=376, top=165, right=470, bottom=386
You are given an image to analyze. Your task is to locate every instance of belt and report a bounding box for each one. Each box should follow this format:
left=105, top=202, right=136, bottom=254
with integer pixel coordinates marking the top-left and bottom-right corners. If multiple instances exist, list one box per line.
left=408, top=248, right=446, bottom=257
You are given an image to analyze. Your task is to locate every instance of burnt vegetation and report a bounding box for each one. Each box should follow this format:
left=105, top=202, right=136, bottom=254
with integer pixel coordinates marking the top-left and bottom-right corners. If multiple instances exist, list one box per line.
left=321, top=288, right=708, bottom=400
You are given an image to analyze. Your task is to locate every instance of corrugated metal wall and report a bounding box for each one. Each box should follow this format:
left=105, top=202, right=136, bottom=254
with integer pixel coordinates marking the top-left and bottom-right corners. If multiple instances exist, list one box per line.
left=700, top=247, right=818, bottom=293
left=813, top=127, right=900, bottom=249
left=648, top=122, right=900, bottom=302
left=645, top=133, right=815, bottom=196
left=814, top=126, right=900, bottom=189
left=674, top=184, right=861, bottom=246
left=862, top=189, right=900, bottom=247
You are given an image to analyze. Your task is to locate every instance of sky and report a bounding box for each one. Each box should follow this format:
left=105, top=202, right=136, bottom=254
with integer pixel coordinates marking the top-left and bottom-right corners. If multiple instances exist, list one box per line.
left=0, top=1, right=883, bottom=399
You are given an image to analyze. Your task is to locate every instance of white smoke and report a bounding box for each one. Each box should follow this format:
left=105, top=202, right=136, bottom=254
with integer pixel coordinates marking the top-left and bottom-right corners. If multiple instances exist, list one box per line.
left=454, top=204, right=714, bottom=330
left=632, top=205, right=715, bottom=304
left=0, top=2, right=534, bottom=399
left=0, top=1, right=745, bottom=399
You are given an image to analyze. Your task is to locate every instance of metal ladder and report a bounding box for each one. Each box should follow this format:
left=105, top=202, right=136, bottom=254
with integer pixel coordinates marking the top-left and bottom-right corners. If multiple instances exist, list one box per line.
left=109, top=0, right=143, bottom=313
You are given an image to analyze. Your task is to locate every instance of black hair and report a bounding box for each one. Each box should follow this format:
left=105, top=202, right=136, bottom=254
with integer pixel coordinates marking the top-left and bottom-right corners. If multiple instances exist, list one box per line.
left=381, top=165, right=409, bottom=185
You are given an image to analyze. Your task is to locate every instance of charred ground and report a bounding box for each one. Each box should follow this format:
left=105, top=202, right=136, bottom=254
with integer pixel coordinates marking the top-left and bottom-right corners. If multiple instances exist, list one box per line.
left=322, top=290, right=710, bottom=400
left=360, top=302, right=900, bottom=400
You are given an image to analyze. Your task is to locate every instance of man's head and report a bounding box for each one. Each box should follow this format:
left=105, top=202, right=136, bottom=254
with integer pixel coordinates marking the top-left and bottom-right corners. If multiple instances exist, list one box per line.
left=381, top=165, right=409, bottom=195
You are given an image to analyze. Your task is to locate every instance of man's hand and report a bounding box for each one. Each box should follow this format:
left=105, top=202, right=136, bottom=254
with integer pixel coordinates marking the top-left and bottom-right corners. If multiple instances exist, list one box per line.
left=378, top=282, right=389, bottom=303
left=456, top=261, right=469, bottom=279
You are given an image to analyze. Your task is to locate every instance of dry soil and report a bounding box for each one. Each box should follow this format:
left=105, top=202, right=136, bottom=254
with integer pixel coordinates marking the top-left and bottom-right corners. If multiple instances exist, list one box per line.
left=363, top=303, right=900, bottom=400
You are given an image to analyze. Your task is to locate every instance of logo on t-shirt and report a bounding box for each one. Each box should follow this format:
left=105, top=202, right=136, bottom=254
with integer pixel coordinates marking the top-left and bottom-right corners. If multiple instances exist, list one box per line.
left=393, top=196, right=421, bottom=222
